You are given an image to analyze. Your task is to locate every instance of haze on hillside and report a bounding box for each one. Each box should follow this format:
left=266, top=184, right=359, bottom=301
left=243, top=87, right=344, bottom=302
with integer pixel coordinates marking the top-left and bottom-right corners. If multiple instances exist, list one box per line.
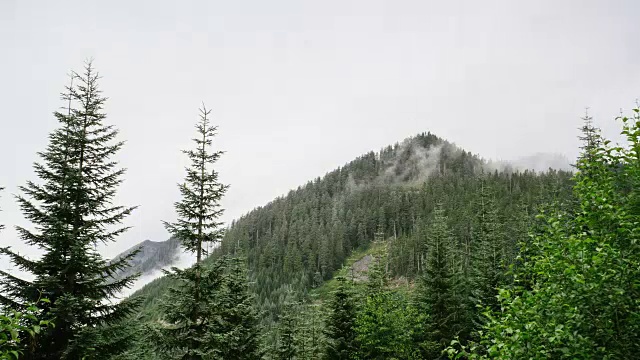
left=1, top=0, right=638, bottom=262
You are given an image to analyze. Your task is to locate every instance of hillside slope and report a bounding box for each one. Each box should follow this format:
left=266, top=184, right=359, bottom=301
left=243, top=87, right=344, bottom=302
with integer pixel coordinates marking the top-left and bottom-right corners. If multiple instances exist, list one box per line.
left=133, top=132, right=574, bottom=323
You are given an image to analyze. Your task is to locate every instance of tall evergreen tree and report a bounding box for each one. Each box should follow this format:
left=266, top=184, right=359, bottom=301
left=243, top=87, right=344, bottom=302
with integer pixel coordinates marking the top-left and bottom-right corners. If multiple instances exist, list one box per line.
left=0, top=62, right=140, bottom=359
left=323, top=276, right=358, bottom=360
left=157, top=103, right=229, bottom=359
left=274, top=298, right=298, bottom=360
left=470, top=178, right=504, bottom=327
left=414, top=202, right=465, bottom=359
left=356, top=247, right=417, bottom=359
left=154, top=258, right=227, bottom=359
left=216, top=256, right=262, bottom=360
left=295, top=301, right=325, bottom=360
left=163, top=103, right=229, bottom=297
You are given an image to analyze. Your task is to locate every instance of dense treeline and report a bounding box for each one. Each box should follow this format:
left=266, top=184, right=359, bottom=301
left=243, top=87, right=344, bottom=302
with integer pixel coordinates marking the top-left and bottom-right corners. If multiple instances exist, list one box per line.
left=133, top=123, right=574, bottom=358
left=1, top=61, right=639, bottom=360
left=215, top=141, right=573, bottom=327
left=451, top=112, right=640, bottom=358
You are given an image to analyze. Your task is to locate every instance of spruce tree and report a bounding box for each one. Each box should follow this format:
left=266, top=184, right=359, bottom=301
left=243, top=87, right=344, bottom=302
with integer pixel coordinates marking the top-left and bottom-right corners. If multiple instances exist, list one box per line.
left=295, top=301, right=325, bottom=360
left=0, top=62, right=140, bottom=359
left=356, top=247, right=417, bottom=359
left=154, top=258, right=227, bottom=359
left=274, top=299, right=298, bottom=360
left=323, top=276, right=357, bottom=360
left=470, top=178, right=504, bottom=326
left=216, top=256, right=262, bottom=360
left=156, top=103, right=229, bottom=359
left=414, top=203, right=465, bottom=359
left=163, top=103, right=228, bottom=291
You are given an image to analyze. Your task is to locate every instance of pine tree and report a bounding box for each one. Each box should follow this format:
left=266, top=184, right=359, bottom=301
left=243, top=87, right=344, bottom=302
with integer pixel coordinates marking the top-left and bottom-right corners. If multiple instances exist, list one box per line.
left=295, top=301, right=324, bottom=360
left=108, top=317, right=156, bottom=360
left=356, top=246, right=417, bottom=359
left=163, top=103, right=228, bottom=293
left=578, top=109, right=600, bottom=164
left=274, top=299, right=298, bottom=360
left=323, top=276, right=357, bottom=360
left=216, top=256, right=262, bottom=360
left=154, top=258, right=227, bottom=359
left=0, top=62, right=140, bottom=359
left=157, top=103, right=229, bottom=359
left=365, top=245, right=389, bottom=295
left=470, top=178, right=504, bottom=326
left=414, top=202, right=465, bottom=359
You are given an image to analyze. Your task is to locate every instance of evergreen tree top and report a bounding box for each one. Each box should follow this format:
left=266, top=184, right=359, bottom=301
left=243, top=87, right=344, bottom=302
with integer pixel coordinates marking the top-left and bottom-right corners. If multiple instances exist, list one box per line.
left=0, top=60, right=140, bottom=359
left=164, top=103, right=229, bottom=257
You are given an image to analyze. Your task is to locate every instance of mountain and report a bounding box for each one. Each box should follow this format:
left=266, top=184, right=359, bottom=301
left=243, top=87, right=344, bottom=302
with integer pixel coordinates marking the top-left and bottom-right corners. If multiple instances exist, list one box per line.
left=131, top=132, right=574, bottom=325
left=111, top=238, right=183, bottom=282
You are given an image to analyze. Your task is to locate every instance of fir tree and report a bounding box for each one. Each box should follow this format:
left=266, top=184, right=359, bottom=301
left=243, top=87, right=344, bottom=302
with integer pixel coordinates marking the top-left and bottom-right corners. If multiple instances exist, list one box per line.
left=216, top=256, right=262, bottom=360
left=156, top=103, right=229, bottom=359
left=154, top=259, right=227, bottom=359
left=108, top=317, right=156, bottom=360
left=0, top=62, right=139, bottom=359
left=294, top=301, right=325, bottom=360
left=323, top=276, right=357, bottom=360
left=274, top=298, right=298, bottom=360
left=365, top=245, right=389, bottom=295
left=414, top=202, right=465, bottom=359
left=470, top=178, right=504, bottom=326
left=356, top=247, right=417, bottom=359
left=163, top=103, right=228, bottom=293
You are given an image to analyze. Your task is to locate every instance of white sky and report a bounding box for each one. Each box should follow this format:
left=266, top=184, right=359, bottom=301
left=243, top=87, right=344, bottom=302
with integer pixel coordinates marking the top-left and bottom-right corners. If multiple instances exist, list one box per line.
left=1, top=0, right=639, bottom=260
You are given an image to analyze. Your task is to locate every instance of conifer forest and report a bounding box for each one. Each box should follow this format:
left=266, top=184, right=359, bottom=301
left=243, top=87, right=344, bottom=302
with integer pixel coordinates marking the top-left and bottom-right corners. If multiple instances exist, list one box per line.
left=0, top=59, right=638, bottom=359
left=2, top=3, right=640, bottom=359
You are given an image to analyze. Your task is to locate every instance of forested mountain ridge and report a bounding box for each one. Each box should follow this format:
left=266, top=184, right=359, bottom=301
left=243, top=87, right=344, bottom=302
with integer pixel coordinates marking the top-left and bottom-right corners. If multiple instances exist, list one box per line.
left=134, top=131, right=574, bottom=326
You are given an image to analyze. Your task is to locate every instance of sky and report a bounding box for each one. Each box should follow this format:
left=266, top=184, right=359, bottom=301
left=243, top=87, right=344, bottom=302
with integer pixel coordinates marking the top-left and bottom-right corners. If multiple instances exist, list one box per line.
left=1, top=0, right=639, bottom=260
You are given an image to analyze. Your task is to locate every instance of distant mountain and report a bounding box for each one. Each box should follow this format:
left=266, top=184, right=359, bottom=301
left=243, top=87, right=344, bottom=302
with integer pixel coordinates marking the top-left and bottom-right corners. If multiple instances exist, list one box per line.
left=111, top=238, right=182, bottom=282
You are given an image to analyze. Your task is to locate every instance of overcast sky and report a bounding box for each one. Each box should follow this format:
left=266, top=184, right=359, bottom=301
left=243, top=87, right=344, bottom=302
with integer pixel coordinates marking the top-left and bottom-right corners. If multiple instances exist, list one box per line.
left=1, top=0, right=639, bottom=259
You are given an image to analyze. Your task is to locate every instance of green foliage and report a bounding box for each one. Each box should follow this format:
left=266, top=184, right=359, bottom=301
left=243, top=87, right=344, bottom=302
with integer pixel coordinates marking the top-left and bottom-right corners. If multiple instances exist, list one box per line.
left=294, top=301, right=325, bottom=360
left=273, top=297, right=298, bottom=360
left=154, top=106, right=262, bottom=359
left=0, top=299, right=52, bottom=360
left=469, top=178, right=506, bottom=330
left=355, top=288, right=418, bottom=360
left=132, top=131, right=573, bottom=358
left=215, top=256, right=263, bottom=360
left=414, top=203, right=468, bottom=359
left=163, top=104, right=229, bottom=261
left=355, top=251, right=419, bottom=360
left=0, top=61, right=139, bottom=359
left=452, top=107, right=640, bottom=359
left=324, top=277, right=357, bottom=360
left=105, top=316, right=156, bottom=360
left=153, top=260, right=228, bottom=359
